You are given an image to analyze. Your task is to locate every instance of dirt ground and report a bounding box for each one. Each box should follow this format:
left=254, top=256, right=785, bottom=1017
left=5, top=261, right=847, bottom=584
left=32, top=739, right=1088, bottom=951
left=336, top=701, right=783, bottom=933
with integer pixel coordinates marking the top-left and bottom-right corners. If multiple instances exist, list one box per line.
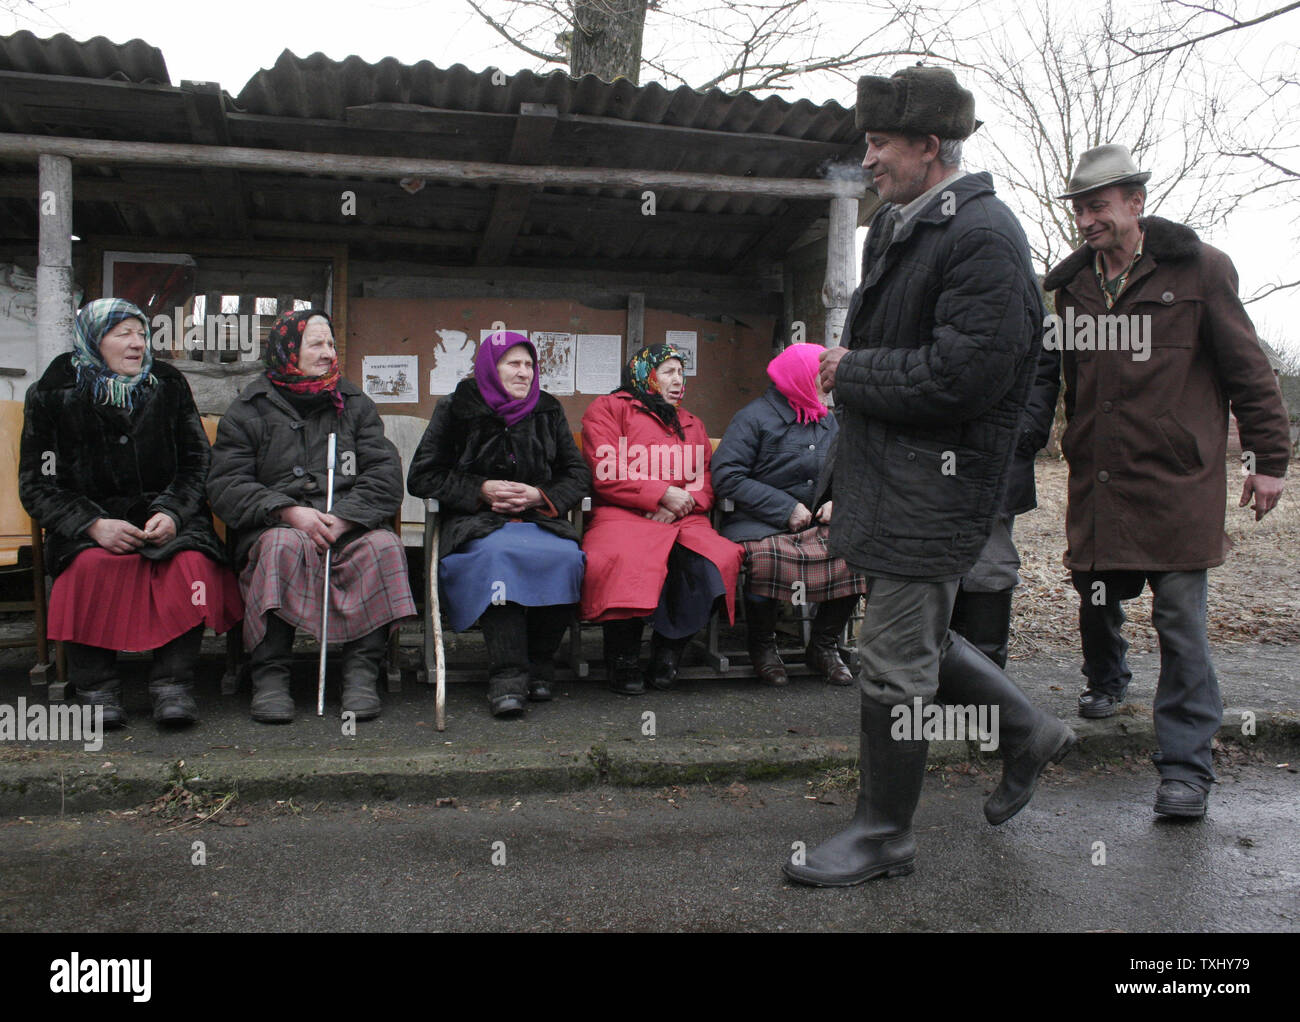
left=1010, top=457, right=1300, bottom=662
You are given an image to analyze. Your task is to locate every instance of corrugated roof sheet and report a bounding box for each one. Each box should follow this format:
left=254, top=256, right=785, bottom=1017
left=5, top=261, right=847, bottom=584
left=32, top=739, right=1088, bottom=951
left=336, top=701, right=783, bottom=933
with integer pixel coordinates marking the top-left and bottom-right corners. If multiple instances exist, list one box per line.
left=0, top=29, right=169, bottom=85
left=232, top=50, right=857, bottom=142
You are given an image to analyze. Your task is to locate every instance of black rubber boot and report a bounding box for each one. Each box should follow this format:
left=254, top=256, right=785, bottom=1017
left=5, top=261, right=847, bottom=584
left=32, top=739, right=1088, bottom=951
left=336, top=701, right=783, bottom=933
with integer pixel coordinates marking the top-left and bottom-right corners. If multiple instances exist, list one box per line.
left=148, top=625, right=202, bottom=727
left=949, top=588, right=1014, bottom=669
left=647, top=632, right=689, bottom=691
left=603, top=619, right=645, bottom=695
left=249, top=612, right=295, bottom=724
left=805, top=597, right=856, bottom=686
left=937, top=632, right=1076, bottom=825
left=340, top=627, right=387, bottom=721
left=783, top=696, right=928, bottom=886
left=526, top=604, right=573, bottom=702
left=482, top=603, right=530, bottom=717
left=745, top=598, right=788, bottom=687
left=68, top=642, right=126, bottom=729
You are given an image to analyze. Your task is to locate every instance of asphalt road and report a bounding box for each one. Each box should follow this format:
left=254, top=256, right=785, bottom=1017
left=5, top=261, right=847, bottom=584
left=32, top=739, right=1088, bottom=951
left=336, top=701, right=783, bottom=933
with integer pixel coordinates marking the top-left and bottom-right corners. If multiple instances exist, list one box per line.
left=1, top=754, right=1296, bottom=933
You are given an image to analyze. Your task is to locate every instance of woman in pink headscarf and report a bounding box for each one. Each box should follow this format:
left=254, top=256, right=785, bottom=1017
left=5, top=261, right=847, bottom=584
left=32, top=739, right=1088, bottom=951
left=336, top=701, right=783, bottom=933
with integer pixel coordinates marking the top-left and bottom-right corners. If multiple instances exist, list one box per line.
left=712, top=343, right=868, bottom=686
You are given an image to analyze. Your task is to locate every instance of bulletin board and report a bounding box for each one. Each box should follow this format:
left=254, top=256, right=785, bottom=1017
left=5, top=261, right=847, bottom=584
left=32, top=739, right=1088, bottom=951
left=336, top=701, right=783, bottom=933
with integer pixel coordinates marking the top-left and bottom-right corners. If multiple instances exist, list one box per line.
left=345, top=297, right=776, bottom=435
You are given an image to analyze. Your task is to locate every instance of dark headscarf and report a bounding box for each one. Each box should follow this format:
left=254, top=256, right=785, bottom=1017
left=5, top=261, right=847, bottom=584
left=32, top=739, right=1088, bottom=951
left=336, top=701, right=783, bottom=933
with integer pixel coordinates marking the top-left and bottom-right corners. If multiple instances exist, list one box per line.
left=71, top=298, right=157, bottom=411
left=475, top=330, right=540, bottom=426
left=618, top=343, right=687, bottom=439
left=264, top=309, right=343, bottom=416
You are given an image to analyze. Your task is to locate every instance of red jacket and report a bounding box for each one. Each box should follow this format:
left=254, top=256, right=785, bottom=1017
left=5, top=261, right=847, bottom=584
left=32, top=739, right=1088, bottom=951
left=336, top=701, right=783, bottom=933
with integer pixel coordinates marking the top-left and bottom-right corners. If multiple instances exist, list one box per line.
left=579, top=391, right=743, bottom=622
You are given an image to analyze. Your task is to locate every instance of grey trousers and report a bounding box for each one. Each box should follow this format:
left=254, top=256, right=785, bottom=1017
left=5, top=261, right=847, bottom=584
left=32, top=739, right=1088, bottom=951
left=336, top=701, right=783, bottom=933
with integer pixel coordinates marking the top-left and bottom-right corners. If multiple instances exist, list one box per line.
left=1071, top=569, right=1222, bottom=791
left=856, top=575, right=961, bottom=707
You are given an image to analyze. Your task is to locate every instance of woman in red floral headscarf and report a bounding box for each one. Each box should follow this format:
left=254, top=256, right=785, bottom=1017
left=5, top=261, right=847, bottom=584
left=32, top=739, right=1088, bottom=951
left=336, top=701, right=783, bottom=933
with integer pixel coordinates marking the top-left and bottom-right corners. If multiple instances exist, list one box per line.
left=208, top=309, right=415, bottom=724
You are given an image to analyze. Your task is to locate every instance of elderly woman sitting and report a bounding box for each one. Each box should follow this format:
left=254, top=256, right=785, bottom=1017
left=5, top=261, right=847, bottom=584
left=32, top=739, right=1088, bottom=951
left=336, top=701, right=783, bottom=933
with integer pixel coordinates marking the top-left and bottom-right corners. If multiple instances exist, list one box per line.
left=580, top=343, right=743, bottom=693
left=207, top=309, right=416, bottom=723
left=19, top=299, right=243, bottom=728
left=407, top=331, right=590, bottom=718
left=712, top=343, right=867, bottom=686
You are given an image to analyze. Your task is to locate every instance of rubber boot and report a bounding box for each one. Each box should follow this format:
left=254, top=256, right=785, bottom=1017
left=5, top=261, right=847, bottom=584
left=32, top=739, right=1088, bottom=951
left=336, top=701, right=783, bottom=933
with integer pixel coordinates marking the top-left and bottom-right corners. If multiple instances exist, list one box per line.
left=745, top=598, right=788, bottom=687
left=949, top=588, right=1014, bottom=669
left=340, top=627, right=387, bottom=721
left=783, top=696, right=928, bottom=886
left=937, top=632, right=1076, bottom=825
left=67, top=642, right=126, bottom=729
left=647, top=631, right=689, bottom=691
left=249, top=612, right=295, bottom=724
left=805, top=597, right=856, bottom=685
left=603, top=619, right=645, bottom=696
left=481, top=603, right=529, bottom=717
left=148, top=625, right=202, bottom=727
left=526, top=604, right=573, bottom=702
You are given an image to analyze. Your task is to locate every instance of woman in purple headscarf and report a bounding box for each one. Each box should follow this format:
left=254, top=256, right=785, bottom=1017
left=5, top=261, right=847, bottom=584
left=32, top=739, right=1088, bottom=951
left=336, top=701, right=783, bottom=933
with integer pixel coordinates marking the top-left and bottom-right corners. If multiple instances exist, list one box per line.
left=407, top=331, right=590, bottom=718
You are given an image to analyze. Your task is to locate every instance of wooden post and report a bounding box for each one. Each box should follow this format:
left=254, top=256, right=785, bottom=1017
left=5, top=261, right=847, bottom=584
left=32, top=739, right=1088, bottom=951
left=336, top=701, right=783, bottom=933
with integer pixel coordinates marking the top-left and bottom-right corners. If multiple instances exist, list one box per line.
left=36, top=155, right=75, bottom=375
left=627, top=292, right=645, bottom=359
left=821, top=195, right=858, bottom=348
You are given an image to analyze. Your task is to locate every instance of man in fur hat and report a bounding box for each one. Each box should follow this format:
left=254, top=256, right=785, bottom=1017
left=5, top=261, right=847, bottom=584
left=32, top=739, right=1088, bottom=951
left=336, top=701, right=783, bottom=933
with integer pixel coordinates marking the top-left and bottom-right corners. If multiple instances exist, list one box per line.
left=1044, top=144, right=1289, bottom=818
left=784, top=67, right=1075, bottom=887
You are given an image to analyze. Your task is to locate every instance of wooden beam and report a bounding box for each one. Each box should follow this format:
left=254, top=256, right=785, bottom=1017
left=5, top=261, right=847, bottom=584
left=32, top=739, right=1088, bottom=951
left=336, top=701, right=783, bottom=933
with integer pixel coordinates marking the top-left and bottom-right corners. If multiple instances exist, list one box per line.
left=476, top=103, right=557, bottom=266
left=822, top=196, right=858, bottom=347
left=182, top=81, right=249, bottom=239
left=0, top=133, right=868, bottom=200
left=627, top=292, right=645, bottom=359
left=727, top=198, right=824, bottom=273
left=249, top=219, right=478, bottom=248
left=36, top=155, right=75, bottom=376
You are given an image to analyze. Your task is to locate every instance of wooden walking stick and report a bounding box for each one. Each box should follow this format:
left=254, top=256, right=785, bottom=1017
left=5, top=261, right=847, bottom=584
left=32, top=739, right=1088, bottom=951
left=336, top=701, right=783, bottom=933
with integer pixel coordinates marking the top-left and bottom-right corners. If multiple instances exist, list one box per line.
left=316, top=432, right=337, bottom=717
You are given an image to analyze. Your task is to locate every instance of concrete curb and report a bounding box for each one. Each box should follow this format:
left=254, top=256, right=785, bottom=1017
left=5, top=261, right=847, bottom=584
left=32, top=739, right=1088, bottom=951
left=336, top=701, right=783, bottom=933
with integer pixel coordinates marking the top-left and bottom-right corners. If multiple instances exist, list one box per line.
left=2, top=707, right=1296, bottom=815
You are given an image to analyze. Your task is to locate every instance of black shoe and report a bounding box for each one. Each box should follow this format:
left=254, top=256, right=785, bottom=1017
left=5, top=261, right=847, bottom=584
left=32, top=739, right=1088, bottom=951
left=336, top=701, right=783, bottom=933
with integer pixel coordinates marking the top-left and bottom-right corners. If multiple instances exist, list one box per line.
left=1078, top=689, right=1121, bottom=718
left=608, top=655, right=645, bottom=696
left=1154, top=779, right=1207, bottom=818
left=647, top=633, right=687, bottom=691
left=527, top=661, right=555, bottom=702
left=745, top=600, right=789, bottom=687
left=938, top=633, right=1076, bottom=825
left=487, top=669, right=529, bottom=718
left=250, top=614, right=295, bottom=724
left=805, top=597, right=856, bottom=686
left=783, top=697, right=927, bottom=887
left=340, top=629, right=386, bottom=721
left=68, top=642, right=127, bottom=729
left=149, top=626, right=202, bottom=727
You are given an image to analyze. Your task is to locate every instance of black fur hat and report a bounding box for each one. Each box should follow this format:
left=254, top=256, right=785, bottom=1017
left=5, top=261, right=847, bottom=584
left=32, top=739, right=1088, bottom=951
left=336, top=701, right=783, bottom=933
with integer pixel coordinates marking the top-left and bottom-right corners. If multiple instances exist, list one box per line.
left=855, top=66, right=979, bottom=138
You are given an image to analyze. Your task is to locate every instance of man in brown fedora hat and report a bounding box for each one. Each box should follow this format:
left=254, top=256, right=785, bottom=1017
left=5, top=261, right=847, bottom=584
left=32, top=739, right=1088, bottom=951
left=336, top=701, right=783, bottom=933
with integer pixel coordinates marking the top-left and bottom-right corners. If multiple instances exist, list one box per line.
left=783, top=67, right=1074, bottom=887
left=1044, top=143, right=1290, bottom=818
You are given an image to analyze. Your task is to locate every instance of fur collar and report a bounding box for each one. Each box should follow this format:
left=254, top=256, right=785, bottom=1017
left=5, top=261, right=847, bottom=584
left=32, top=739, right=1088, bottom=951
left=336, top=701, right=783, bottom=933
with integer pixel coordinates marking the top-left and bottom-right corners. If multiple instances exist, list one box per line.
left=1044, top=216, right=1201, bottom=291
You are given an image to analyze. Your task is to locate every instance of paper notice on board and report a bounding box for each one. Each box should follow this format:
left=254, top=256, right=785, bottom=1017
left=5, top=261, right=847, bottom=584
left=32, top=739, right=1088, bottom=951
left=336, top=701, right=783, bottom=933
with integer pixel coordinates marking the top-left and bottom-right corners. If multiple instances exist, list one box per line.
left=576, top=334, right=623, bottom=394
left=665, top=330, right=697, bottom=375
left=428, top=329, right=477, bottom=394
left=531, top=331, right=575, bottom=395
left=362, top=355, right=418, bottom=403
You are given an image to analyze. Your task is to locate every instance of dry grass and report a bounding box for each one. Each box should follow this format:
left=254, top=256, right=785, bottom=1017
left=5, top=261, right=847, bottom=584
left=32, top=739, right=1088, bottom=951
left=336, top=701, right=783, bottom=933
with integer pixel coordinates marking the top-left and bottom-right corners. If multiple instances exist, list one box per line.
left=1010, top=457, right=1300, bottom=661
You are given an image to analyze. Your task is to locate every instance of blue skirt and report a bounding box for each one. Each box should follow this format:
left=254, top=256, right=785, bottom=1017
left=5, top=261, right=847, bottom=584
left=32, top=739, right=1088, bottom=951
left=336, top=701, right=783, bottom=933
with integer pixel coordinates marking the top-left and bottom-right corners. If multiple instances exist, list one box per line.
left=439, top=523, right=585, bottom=632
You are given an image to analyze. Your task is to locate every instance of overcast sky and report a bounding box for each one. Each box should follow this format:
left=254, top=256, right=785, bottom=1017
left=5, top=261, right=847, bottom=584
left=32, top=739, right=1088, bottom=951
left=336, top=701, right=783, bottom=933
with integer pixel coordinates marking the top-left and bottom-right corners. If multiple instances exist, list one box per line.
left=6, top=0, right=1297, bottom=351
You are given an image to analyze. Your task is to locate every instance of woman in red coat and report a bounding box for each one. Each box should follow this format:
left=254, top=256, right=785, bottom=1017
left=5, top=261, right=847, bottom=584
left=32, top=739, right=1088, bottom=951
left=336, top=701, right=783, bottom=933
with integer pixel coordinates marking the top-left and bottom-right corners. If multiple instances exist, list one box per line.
left=580, top=343, right=743, bottom=694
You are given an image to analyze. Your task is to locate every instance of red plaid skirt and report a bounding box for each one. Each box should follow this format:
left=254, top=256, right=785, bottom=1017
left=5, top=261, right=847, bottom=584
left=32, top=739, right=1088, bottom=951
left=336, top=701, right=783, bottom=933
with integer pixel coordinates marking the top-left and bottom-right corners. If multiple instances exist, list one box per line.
left=239, top=527, right=416, bottom=650
left=49, top=548, right=243, bottom=651
left=741, top=525, right=869, bottom=603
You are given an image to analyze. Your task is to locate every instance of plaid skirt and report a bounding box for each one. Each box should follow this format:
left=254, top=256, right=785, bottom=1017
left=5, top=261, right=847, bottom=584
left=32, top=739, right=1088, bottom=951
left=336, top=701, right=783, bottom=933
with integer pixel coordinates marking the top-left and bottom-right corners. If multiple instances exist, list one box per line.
left=742, top=525, right=869, bottom=603
left=239, top=527, right=416, bottom=650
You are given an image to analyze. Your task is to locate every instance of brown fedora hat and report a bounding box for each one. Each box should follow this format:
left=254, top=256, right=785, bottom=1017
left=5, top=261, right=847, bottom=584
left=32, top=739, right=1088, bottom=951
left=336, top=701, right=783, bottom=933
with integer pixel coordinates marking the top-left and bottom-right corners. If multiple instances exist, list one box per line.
left=1058, top=144, right=1151, bottom=199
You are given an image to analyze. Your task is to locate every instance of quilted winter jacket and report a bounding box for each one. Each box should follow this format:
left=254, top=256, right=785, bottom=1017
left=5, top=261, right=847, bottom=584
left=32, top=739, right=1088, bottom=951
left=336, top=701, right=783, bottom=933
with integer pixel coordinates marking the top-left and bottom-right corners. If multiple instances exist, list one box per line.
left=831, top=171, right=1041, bottom=580
left=19, top=355, right=226, bottom=577
left=206, top=374, right=404, bottom=567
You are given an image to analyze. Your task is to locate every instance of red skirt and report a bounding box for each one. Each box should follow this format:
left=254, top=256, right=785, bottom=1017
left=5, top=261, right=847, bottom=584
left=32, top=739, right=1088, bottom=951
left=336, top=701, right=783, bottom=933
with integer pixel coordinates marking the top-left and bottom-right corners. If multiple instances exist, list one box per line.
left=49, top=548, right=244, bottom=651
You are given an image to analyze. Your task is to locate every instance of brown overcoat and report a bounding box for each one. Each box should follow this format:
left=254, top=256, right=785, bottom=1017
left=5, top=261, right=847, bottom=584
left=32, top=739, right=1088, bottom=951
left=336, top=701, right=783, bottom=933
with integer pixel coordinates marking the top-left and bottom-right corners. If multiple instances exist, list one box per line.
left=1044, top=216, right=1290, bottom=572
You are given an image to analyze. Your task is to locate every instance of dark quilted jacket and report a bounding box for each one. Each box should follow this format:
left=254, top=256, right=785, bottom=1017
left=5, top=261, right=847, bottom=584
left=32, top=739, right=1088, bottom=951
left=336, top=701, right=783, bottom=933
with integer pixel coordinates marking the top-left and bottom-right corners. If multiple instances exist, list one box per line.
left=831, top=171, right=1041, bottom=580
left=19, top=355, right=227, bottom=577
left=405, top=379, right=591, bottom=559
